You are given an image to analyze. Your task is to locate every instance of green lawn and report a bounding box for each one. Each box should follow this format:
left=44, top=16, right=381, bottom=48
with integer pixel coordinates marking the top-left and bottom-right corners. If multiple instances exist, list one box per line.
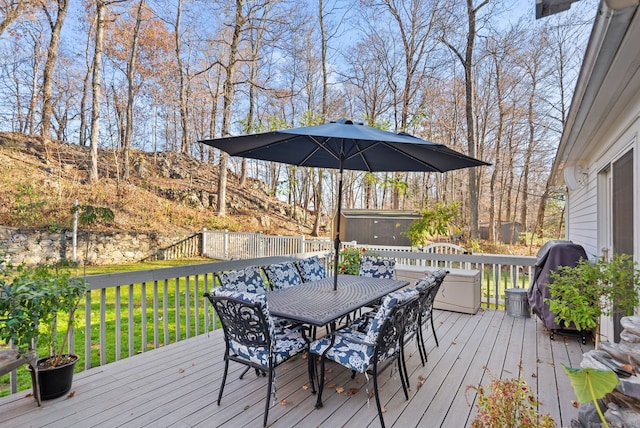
left=1, top=258, right=217, bottom=397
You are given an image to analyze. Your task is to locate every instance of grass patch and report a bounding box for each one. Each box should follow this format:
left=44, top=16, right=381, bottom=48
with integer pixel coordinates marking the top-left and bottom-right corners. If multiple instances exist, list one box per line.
left=1, top=258, right=218, bottom=397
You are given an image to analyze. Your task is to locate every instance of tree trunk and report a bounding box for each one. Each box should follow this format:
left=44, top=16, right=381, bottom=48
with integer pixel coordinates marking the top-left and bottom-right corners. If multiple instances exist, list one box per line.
left=40, top=0, right=69, bottom=143
left=217, top=0, right=245, bottom=216
left=123, top=0, right=145, bottom=180
left=175, top=0, right=189, bottom=154
left=89, top=0, right=106, bottom=182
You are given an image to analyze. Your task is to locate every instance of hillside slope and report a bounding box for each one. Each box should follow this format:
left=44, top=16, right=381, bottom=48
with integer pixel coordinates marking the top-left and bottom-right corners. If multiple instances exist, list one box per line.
left=0, top=133, right=318, bottom=237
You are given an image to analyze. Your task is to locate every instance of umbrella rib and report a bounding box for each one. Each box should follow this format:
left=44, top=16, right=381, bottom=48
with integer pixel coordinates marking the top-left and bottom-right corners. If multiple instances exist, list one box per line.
left=301, top=135, right=341, bottom=164
left=345, top=141, right=446, bottom=173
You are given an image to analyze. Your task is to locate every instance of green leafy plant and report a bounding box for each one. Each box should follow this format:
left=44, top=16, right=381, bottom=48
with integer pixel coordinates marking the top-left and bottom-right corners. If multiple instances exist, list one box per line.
left=0, top=258, right=88, bottom=367
left=563, top=364, right=619, bottom=428
left=338, top=246, right=377, bottom=275
left=468, top=372, right=556, bottom=428
left=547, top=253, right=640, bottom=344
left=403, top=201, right=462, bottom=246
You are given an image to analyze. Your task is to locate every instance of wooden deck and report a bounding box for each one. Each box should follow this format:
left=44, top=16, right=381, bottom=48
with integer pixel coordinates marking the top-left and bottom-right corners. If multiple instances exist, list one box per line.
left=0, top=308, right=591, bottom=427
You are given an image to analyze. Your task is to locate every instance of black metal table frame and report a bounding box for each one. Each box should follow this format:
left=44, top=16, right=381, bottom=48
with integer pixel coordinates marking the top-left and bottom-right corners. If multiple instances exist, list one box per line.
left=266, top=275, right=409, bottom=408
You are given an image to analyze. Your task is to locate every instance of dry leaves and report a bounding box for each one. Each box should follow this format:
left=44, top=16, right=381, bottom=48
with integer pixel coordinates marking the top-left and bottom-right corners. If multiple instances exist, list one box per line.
left=327, top=382, right=337, bottom=389
left=336, top=386, right=345, bottom=394
left=178, top=368, right=185, bottom=373
left=278, top=399, right=289, bottom=406
left=345, top=388, right=359, bottom=396
left=451, top=340, right=457, bottom=345
left=571, top=400, right=579, bottom=408
left=67, top=390, right=76, bottom=398
left=417, top=375, right=426, bottom=390
left=302, top=385, right=310, bottom=391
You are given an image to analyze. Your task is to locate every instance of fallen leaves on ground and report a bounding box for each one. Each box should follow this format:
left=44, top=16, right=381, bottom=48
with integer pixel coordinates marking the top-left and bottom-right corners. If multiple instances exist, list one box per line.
left=417, top=375, right=426, bottom=390
left=302, top=385, right=309, bottom=391
left=67, top=390, right=75, bottom=398
left=336, top=386, right=345, bottom=394
left=178, top=368, right=185, bottom=373
left=345, top=388, right=359, bottom=396
left=279, top=399, right=289, bottom=406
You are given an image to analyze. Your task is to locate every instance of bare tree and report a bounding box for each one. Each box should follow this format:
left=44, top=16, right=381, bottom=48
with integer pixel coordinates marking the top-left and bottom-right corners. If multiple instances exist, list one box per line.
left=40, top=0, right=69, bottom=143
left=440, top=0, right=489, bottom=239
left=88, top=0, right=106, bottom=182
left=122, top=0, right=145, bottom=179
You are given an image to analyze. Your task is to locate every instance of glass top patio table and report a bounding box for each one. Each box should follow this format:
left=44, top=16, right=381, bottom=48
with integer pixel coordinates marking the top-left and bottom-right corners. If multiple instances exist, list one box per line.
left=267, top=275, right=409, bottom=327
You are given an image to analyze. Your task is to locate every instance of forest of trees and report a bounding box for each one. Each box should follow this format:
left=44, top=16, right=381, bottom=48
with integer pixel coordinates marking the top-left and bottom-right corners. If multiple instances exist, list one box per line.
left=0, top=0, right=596, bottom=243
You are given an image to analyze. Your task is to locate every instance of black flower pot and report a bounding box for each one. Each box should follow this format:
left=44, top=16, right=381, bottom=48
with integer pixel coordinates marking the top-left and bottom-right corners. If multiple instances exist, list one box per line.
left=35, top=354, right=79, bottom=400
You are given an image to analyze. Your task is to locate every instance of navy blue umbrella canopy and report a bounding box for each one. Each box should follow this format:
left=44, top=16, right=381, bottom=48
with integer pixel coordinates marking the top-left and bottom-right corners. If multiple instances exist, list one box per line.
left=200, top=119, right=489, bottom=290
left=201, top=119, right=488, bottom=173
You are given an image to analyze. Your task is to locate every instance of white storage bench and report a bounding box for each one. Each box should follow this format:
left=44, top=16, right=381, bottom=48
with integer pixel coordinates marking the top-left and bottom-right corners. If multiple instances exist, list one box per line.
left=395, top=265, right=481, bottom=314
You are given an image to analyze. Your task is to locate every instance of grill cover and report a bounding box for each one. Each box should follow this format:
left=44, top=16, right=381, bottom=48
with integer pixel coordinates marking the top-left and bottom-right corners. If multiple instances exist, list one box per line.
left=527, top=240, right=588, bottom=329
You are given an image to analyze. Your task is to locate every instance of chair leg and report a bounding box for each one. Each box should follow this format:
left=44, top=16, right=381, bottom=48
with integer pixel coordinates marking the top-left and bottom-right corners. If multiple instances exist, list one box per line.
left=263, top=366, right=274, bottom=427
left=239, top=366, right=251, bottom=379
left=307, top=352, right=316, bottom=394
left=372, top=370, right=386, bottom=428
left=399, top=339, right=410, bottom=391
left=430, top=315, right=439, bottom=347
left=417, top=326, right=427, bottom=366
left=315, top=356, right=326, bottom=409
left=218, top=358, right=229, bottom=405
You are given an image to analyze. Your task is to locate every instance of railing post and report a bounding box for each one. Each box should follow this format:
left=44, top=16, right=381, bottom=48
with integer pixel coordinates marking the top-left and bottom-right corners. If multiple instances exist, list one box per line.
left=223, top=229, right=229, bottom=260
left=201, top=228, right=207, bottom=257
left=299, top=235, right=305, bottom=254
left=257, top=231, right=264, bottom=257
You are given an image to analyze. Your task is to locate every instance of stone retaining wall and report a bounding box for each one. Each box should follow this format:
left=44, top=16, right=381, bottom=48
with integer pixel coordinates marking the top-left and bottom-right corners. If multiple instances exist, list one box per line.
left=0, top=226, right=191, bottom=265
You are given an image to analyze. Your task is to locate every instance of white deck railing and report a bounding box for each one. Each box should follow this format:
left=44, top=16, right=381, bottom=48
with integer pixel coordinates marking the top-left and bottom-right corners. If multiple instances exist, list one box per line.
left=3, top=240, right=536, bottom=399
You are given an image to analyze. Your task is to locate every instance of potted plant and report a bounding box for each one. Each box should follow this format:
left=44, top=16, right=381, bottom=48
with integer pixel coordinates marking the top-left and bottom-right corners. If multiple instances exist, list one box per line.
left=546, top=253, right=640, bottom=348
left=0, top=258, right=88, bottom=400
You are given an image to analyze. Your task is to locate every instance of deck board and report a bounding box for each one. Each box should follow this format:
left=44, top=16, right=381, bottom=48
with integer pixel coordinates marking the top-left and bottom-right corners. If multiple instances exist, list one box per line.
left=0, top=309, right=591, bottom=427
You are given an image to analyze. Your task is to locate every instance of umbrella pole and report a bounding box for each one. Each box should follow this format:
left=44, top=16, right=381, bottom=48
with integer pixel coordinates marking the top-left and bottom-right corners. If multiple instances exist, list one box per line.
left=333, top=167, right=344, bottom=291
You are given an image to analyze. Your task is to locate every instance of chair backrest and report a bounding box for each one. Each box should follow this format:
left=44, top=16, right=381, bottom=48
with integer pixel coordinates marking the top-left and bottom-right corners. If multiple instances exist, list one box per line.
left=205, top=288, right=275, bottom=349
left=365, top=287, right=419, bottom=344
left=414, top=272, right=444, bottom=319
left=215, top=266, right=268, bottom=294
left=263, top=262, right=303, bottom=290
left=295, top=256, right=327, bottom=282
left=359, top=256, right=396, bottom=279
left=372, top=289, right=419, bottom=360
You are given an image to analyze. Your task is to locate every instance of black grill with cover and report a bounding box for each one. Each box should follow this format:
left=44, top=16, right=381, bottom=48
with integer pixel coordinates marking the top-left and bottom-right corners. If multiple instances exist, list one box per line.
left=527, top=240, right=590, bottom=343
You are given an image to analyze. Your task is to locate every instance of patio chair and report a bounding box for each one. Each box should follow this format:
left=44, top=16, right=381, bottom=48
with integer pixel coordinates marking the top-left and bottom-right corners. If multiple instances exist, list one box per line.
left=294, top=255, right=327, bottom=282
left=416, top=269, right=449, bottom=348
left=263, top=261, right=303, bottom=290
left=358, top=255, right=396, bottom=279
left=214, top=266, right=268, bottom=294
left=309, top=287, right=419, bottom=428
left=204, top=288, right=309, bottom=427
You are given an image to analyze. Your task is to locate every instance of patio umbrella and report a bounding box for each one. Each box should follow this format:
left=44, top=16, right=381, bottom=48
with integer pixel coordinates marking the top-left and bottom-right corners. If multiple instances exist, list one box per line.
left=200, top=119, right=489, bottom=290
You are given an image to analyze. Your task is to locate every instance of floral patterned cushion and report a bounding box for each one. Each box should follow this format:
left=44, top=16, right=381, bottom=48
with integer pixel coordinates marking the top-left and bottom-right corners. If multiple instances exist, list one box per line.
left=309, top=327, right=380, bottom=373
left=264, top=262, right=303, bottom=290
left=358, top=256, right=396, bottom=279
left=414, top=273, right=437, bottom=292
left=216, top=266, right=267, bottom=294
left=364, top=287, right=419, bottom=343
left=210, top=288, right=307, bottom=367
left=295, top=256, right=327, bottom=282
left=309, top=290, right=417, bottom=374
